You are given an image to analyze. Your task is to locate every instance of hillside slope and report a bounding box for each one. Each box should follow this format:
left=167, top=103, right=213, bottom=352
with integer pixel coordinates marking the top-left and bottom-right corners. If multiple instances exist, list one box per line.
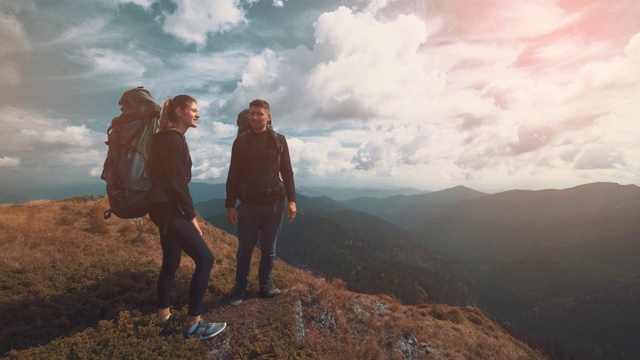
left=0, top=197, right=544, bottom=359
left=408, top=182, right=640, bottom=359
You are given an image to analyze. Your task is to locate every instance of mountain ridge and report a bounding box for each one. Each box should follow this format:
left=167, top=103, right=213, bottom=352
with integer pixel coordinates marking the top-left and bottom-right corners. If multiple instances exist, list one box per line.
left=0, top=196, right=543, bottom=359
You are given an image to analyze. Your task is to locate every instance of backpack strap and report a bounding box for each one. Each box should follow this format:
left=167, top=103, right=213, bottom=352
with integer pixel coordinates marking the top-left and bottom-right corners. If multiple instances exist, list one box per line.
left=268, top=127, right=284, bottom=169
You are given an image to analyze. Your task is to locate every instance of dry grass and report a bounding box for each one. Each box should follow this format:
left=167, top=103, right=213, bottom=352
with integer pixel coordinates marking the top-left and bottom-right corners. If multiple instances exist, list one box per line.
left=0, top=196, right=546, bottom=359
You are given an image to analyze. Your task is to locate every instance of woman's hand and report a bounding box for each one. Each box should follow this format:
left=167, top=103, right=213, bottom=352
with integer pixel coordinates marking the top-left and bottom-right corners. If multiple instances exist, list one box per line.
left=190, top=217, right=203, bottom=237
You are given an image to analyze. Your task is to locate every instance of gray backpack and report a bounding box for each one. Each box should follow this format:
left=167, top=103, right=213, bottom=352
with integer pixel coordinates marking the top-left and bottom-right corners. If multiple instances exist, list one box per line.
left=101, top=86, right=161, bottom=219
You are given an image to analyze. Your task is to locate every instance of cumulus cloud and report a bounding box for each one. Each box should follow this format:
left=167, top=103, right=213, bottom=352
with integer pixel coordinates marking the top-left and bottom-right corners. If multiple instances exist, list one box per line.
left=226, top=5, right=441, bottom=125
left=210, top=3, right=638, bottom=188
left=289, top=136, right=356, bottom=177
left=575, top=147, right=627, bottom=170
left=3, top=0, right=640, bottom=190
left=162, top=0, right=247, bottom=46
left=0, top=107, right=105, bottom=183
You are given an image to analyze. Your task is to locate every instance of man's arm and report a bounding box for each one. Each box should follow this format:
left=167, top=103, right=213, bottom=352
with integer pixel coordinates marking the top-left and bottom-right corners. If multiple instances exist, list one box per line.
left=279, top=134, right=296, bottom=222
left=279, top=134, right=296, bottom=203
left=225, top=138, right=241, bottom=225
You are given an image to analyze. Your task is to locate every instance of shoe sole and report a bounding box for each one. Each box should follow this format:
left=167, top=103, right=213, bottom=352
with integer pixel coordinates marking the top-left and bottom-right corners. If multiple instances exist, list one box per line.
left=260, top=291, right=281, bottom=298
left=186, top=323, right=227, bottom=342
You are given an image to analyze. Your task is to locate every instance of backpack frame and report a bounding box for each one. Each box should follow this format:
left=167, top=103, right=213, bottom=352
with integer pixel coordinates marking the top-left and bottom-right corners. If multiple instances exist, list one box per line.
left=101, top=86, right=161, bottom=219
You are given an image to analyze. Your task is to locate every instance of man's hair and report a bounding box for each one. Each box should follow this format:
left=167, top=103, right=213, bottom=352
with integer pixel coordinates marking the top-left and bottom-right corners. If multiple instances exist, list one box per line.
left=249, top=99, right=270, bottom=112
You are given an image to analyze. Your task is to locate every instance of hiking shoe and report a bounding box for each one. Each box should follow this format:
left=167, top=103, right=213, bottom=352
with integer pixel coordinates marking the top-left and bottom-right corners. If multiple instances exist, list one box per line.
left=229, top=288, right=246, bottom=306
left=184, top=320, right=226, bottom=341
left=260, top=284, right=281, bottom=298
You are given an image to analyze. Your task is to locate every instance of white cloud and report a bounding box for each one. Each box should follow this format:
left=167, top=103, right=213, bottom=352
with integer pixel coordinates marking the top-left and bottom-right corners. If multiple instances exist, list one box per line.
left=3, top=0, right=640, bottom=191
left=78, top=48, right=146, bottom=77
left=0, top=156, right=20, bottom=167
left=162, top=0, right=247, bottom=46
left=227, top=6, right=440, bottom=125
left=491, top=1, right=579, bottom=39
left=575, top=146, right=627, bottom=170
left=0, top=10, right=31, bottom=86
left=0, top=107, right=105, bottom=183
left=111, top=0, right=155, bottom=9
left=190, top=141, right=232, bottom=181
left=51, top=18, right=112, bottom=45
left=39, top=125, right=96, bottom=148
left=289, top=136, right=356, bottom=177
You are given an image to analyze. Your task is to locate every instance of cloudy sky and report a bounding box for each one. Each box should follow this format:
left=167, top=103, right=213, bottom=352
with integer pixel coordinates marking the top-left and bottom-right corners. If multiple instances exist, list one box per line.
left=1, top=0, right=639, bottom=192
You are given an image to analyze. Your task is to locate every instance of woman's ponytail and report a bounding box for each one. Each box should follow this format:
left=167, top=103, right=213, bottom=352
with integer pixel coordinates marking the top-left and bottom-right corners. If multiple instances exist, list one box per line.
left=159, top=98, right=173, bottom=130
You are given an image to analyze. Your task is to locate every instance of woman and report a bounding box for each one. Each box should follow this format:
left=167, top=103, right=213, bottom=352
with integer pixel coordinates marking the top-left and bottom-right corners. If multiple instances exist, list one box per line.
left=148, top=94, right=226, bottom=341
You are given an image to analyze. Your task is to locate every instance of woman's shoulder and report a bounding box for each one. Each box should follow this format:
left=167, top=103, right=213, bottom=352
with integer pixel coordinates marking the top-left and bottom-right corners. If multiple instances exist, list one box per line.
left=153, top=129, right=185, bottom=141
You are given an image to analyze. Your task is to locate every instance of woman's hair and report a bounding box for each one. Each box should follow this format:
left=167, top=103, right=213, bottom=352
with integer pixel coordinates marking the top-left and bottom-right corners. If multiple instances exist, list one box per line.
left=159, top=94, right=197, bottom=130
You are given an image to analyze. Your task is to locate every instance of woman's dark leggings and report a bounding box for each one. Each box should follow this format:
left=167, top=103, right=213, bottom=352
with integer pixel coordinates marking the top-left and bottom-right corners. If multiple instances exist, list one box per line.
left=150, top=204, right=214, bottom=317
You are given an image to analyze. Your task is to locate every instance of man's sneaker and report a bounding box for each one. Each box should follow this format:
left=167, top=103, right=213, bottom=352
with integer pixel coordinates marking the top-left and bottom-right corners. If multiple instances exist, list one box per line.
left=260, top=284, right=281, bottom=298
left=184, top=320, right=226, bottom=341
left=229, top=288, right=246, bottom=306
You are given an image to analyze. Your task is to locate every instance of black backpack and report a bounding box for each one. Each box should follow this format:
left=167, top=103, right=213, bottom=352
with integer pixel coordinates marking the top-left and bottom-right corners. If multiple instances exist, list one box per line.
left=101, top=86, right=161, bottom=219
left=235, top=108, right=283, bottom=163
left=234, top=109, right=285, bottom=201
left=236, top=108, right=251, bottom=136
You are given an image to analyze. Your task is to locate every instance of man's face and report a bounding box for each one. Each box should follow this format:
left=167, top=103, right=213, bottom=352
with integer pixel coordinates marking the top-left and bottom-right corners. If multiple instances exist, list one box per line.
left=249, top=105, right=270, bottom=133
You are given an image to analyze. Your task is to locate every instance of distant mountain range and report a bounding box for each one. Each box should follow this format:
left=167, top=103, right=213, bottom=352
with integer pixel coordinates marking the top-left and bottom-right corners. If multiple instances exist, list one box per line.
left=342, top=185, right=487, bottom=228
left=295, top=186, right=426, bottom=201
left=0, top=182, right=423, bottom=205
left=200, top=181, right=640, bottom=360
left=411, top=182, right=640, bottom=273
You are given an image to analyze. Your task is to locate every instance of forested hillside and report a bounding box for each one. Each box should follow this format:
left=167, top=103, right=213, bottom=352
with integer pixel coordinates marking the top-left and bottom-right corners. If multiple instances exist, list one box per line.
left=407, top=182, right=640, bottom=359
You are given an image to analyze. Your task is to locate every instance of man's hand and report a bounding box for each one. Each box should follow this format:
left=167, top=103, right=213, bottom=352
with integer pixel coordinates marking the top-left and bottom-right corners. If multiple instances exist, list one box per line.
left=286, top=201, right=297, bottom=223
left=226, top=207, right=238, bottom=226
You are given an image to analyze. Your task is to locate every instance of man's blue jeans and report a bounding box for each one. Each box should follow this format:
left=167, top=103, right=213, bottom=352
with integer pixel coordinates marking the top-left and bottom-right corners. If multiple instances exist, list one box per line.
left=235, top=201, right=284, bottom=291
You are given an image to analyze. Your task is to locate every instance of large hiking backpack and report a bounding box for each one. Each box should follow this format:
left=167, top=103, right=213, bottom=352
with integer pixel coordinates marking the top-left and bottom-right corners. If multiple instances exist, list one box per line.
left=101, top=86, right=161, bottom=219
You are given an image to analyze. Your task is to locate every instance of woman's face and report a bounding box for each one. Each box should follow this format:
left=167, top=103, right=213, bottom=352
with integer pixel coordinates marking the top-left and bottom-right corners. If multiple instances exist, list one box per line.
left=176, top=101, right=200, bottom=129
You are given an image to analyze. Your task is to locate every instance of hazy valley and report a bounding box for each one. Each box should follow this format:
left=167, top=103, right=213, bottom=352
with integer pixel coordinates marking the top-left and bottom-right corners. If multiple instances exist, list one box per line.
left=2, top=181, right=639, bottom=359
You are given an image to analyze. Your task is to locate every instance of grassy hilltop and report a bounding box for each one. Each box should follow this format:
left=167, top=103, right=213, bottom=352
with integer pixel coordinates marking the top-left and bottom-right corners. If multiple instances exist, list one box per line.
left=0, top=196, right=544, bottom=359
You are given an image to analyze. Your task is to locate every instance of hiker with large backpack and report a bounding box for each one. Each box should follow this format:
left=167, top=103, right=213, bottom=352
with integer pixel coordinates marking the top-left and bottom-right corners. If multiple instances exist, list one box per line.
left=148, top=95, right=226, bottom=340
left=101, top=86, right=161, bottom=220
left=225, top=99, right=297, bottom=306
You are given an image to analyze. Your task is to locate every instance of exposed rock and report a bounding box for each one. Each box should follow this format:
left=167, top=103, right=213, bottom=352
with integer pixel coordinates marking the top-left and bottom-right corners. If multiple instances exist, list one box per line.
left=352, top=295, right=371, bottom=319
left=419, top=342, right=445, bottom=358
left=293, top=299, right=305, bottom=343
left=82, top=195, right=103, bottom=203
left=207, top=333, right=232, bottom=360
left=374, top=300, right=390, bottom=314
left=396, top=333, right=418, bottom=360
left=313, top=308, right=337, bottom=333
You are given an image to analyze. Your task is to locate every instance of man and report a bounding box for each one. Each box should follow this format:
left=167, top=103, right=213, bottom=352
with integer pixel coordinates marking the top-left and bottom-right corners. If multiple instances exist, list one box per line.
left=225, top=99, right=297, bottom=306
